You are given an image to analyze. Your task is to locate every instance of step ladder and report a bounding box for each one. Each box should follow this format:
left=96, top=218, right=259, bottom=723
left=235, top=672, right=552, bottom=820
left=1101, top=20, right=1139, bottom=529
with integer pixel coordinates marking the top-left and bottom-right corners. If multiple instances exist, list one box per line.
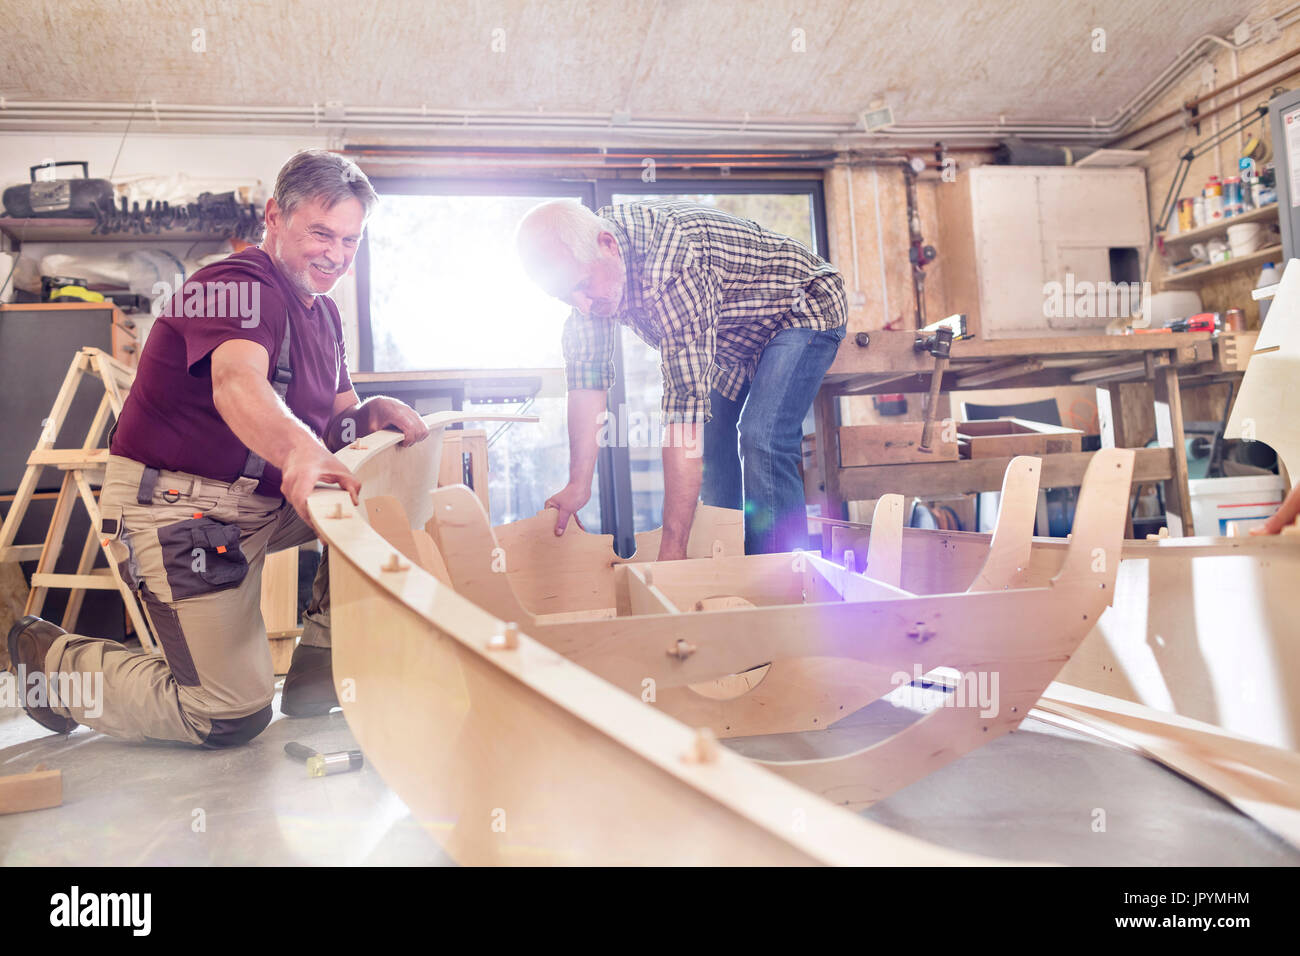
left=1, top=348, right=309, bottom=671
left=0, top=348, right=157, bottom=650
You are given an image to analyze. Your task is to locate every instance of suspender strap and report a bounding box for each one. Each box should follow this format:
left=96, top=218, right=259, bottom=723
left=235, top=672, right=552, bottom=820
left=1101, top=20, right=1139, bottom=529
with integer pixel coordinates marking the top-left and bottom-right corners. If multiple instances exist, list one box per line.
left=241, top=317, right=293, bottom=481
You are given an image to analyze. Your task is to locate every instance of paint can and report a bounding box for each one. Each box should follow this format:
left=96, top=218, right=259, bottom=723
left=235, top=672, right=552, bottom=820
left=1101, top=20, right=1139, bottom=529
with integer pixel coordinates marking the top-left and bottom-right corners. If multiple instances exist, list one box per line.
left=1223, top=177, right=1244, bottom=217
left=1204, top=176, right=1224, bottom=221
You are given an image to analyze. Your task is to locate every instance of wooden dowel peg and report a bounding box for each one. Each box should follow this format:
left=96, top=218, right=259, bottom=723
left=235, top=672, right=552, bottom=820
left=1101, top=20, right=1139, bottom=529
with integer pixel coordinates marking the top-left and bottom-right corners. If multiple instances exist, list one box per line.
left=488, top=622, right=520, bottom=650
left=682, top=727, right=719, bottom=764
left=666, top=639, right=697, bottom=660
left=381, top=553, right=409, bottom=573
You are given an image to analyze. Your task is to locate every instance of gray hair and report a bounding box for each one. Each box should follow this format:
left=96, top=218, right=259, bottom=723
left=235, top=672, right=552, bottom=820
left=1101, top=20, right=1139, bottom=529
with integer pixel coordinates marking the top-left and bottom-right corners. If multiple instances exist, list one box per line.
left=516, top=199, right=604, bottom=266
left=273, top=149, right=378, bottom=220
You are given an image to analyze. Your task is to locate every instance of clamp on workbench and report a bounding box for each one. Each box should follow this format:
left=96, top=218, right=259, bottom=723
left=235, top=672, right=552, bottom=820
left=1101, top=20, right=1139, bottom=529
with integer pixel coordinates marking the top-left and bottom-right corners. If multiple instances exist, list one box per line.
left=913, top=314, right=969, bottom=452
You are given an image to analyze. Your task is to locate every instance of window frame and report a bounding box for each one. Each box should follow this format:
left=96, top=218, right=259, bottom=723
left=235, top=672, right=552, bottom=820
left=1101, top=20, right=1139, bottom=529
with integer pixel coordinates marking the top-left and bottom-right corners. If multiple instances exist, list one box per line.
left=356, top=174, right=830, bottom=553
left=594, top=178, right=830, bottom=256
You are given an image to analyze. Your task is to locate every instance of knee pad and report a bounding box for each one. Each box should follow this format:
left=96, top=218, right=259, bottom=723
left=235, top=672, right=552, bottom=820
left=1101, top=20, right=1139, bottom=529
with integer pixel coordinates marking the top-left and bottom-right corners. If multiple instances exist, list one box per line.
left=200, top=704, right=273, bottom=749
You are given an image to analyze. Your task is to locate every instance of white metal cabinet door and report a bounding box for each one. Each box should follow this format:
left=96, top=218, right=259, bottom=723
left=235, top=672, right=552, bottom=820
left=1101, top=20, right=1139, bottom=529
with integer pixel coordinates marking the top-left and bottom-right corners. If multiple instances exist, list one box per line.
left=970, top=168, right=1047, bottom=338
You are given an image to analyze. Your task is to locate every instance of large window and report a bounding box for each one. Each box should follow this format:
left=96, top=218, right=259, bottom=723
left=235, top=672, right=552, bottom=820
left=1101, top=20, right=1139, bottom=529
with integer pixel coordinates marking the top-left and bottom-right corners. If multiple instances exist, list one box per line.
left=361, top=181, right=600, bottom=528
left=365, top=187, right=582, bottom=371
left=359, top=176, right=828, bottom=547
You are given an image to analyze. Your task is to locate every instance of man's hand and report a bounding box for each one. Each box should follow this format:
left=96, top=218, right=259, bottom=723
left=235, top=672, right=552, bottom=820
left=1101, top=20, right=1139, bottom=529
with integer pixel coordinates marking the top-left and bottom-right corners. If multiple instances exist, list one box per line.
left=1250, top=481, right=1300, bottom=535
left=281, top=443, right=361, bottom=527
left=544, top=482, right=591, bottom=536
left=366, top=397, right=430, bottom=447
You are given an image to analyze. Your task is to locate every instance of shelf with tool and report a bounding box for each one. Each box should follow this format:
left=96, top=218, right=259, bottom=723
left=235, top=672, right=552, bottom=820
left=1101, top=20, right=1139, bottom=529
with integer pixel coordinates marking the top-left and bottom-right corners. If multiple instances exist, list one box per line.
left=0, top=218, right=240, bottom=245
left=0, top=204, right=263, bottom=352
left=1145, top=104, right=1281, bottom=321
left=0, top=168, right=264, bottom=247
left=809, top=326, right=1256, bottom=538
left=1154, top=203, right=1281, bottom=291
left=0, top=168, right=265, bottom=322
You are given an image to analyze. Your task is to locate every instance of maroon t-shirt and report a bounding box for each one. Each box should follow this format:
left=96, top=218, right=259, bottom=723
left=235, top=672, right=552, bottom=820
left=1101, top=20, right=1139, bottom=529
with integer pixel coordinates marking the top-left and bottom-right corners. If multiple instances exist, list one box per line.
left=111, top=247, right=353, bottom=498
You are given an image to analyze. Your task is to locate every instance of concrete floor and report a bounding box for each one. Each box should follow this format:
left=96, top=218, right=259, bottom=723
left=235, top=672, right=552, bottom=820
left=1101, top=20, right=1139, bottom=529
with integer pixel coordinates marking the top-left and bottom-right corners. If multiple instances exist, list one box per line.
left=1, top=679, right=1297, bottom=866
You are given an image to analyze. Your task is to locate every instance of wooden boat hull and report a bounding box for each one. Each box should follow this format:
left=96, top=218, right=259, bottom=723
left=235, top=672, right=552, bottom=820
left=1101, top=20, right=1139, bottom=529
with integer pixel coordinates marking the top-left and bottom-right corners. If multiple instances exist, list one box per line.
left=310, top=421, right=1146, bottom=863
left=310, top=414, right=1006, bottom=865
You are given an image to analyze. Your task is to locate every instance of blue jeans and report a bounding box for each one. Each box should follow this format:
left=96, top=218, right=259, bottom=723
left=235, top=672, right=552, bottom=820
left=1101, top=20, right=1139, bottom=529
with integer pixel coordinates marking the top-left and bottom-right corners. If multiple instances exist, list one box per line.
left=701, top=325, right=846, bottom=554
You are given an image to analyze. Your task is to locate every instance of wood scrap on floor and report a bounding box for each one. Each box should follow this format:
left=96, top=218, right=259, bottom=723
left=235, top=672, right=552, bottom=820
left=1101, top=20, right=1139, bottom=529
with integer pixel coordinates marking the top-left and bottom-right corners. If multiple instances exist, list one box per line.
left=0, top=767, right=63, bottom=814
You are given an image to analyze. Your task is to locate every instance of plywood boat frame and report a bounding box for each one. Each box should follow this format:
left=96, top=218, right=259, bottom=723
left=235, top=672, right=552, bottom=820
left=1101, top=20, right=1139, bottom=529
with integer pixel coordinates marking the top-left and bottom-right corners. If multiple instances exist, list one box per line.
left=827, top=516, right=1300, bottom=746
left=309, top=412, right=1140, bottom=864
left=823, top=500, right=1300, bottom=850
left=309, top=412, right=1006, bottom=865
left=426, top=452, right=1140, bottom=811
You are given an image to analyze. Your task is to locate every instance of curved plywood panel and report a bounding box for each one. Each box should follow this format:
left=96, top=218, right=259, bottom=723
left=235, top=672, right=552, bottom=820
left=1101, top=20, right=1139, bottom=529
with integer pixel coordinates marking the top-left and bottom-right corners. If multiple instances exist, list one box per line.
left=308, top=412, right=1003, bottom=866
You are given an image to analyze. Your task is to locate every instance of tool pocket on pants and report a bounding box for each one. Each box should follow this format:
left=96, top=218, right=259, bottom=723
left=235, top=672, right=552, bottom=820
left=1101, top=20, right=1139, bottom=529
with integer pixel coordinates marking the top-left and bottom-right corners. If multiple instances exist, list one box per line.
left=98, top=501, right=138, bottom=590
left=156, top=516, right=248, bottom=601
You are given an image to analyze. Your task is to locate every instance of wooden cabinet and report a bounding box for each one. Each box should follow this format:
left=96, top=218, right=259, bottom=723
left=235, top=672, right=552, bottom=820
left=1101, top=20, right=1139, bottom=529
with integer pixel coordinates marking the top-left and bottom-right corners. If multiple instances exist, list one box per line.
left=0, top=301, right=139, bottom=367
left=0, top=304, right=137, bottom=494
left=936, top=167, right=1150, bottom=339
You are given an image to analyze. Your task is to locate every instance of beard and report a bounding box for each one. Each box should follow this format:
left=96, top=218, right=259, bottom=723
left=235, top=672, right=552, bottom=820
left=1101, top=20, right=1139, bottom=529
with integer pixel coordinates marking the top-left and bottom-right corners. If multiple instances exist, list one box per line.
left=591, top=270, right=626, bottom=317
left=266, top=235, right=341, bottom=300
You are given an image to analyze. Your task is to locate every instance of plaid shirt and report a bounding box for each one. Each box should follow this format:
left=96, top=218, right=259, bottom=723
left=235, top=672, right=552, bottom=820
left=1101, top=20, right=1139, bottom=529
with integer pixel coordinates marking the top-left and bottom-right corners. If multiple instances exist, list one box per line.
left=562, top=201, right=847, bottom=423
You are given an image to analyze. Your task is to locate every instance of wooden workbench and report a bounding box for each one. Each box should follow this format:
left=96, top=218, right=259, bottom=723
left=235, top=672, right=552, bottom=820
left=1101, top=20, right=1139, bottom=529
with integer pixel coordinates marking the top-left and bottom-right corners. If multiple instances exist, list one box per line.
left=812, top=330, right=1257, bottom=536
left=351, top=367, right=565, bottom=406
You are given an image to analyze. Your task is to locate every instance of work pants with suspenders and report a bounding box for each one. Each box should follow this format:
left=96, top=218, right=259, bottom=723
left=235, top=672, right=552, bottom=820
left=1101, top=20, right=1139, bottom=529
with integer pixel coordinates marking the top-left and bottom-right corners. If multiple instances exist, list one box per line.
left=44, top=319, right=332, bottom=747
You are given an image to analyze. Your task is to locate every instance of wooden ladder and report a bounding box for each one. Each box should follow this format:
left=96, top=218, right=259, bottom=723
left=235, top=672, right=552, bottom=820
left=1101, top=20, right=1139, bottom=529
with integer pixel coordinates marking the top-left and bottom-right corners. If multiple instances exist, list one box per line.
left=0, top=347, right=304, bottom=669
left=0, top=348, right=157, bottom=650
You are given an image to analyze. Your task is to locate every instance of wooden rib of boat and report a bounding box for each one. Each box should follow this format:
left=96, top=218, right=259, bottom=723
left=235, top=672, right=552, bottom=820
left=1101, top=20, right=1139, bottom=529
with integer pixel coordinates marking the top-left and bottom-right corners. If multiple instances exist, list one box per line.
left=823, top=499, right=1300, bottom=850
left=308, top=412, right=1137, bottom=865
left=826, top=514, right=1300, bottom=753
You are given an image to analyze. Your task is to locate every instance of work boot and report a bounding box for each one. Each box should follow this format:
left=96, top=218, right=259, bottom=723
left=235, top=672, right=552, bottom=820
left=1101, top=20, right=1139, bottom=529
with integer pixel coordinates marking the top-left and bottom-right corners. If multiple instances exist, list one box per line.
left=6, top=615, right=79, bottom=735
left=280, top=643, right=338, bottom=717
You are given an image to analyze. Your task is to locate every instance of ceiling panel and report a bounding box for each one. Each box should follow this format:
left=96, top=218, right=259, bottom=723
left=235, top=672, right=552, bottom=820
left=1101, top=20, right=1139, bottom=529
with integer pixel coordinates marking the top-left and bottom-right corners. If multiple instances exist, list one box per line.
left=0, top=0, right=1259, bottom=125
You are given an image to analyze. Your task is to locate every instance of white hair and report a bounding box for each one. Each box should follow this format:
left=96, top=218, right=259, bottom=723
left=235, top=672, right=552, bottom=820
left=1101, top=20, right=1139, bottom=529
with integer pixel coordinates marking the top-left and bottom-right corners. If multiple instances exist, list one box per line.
left=516, top=199, right=605, bottom=267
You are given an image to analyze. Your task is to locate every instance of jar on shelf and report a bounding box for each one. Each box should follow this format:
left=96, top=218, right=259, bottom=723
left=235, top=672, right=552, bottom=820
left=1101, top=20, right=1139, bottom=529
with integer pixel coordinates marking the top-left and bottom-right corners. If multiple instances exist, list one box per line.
left=1224, top=177, right=1244, bottom=217
left=1204, top=175, right=1224, bottom=221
